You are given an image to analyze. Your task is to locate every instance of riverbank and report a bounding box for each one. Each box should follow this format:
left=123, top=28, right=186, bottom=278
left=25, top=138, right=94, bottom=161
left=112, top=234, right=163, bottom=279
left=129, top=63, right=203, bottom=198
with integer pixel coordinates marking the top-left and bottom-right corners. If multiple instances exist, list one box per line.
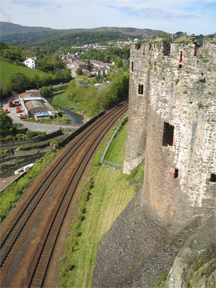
left=52, top=93, right=89, bottom=122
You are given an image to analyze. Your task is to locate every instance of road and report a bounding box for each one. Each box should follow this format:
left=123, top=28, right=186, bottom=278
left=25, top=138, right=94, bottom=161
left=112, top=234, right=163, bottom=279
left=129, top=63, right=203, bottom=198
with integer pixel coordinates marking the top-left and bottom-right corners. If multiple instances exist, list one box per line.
left=1, top=94, right=80, bottom=133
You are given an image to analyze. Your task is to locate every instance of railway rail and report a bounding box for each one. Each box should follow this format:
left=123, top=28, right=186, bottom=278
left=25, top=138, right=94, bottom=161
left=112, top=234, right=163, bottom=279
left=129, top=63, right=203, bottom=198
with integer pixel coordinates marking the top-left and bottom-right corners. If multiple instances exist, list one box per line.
left=0, top=101, right=128, bottom=287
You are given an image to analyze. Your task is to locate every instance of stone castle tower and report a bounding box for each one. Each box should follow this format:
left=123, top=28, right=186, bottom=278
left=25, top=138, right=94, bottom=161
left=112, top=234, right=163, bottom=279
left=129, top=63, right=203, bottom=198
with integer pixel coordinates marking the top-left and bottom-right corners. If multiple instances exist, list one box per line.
left=92, top=36, right=216, bottom=288
left=123, top=35, right=216, bottom=224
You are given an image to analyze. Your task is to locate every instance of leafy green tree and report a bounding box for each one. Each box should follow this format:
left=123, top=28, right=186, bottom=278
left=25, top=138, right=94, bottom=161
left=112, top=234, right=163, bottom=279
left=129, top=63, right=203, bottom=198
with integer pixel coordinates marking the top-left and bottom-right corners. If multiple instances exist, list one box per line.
left=0, top=108, right=13, bottom=132
left=76, top=78, right=91, bottom=89
left=76, top=68, right=83, bottom=76
left=8, top=72, right=31, bottom=92
left=115, top=59, right=123, bottom=68
left=160, top=33, right=169, bottom=39
left=87, top=60, right=93, bottom=72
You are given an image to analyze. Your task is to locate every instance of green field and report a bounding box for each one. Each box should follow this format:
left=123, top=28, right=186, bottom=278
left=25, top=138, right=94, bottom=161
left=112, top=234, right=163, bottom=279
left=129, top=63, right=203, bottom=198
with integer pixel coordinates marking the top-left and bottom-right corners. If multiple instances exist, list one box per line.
left=0, top=57, right=47, bottom=81
left=53, top=92, right=86, bottom=112
left=59, top=119, right=137, bottom=288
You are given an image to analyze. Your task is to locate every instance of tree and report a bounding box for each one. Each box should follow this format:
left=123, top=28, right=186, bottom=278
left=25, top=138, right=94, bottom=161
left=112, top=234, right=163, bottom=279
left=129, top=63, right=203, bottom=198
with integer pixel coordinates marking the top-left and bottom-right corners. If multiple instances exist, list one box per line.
left=0, top=108, right=13, bottom=132
left=76, top=68, right=83, bottom=76
left=87, top=60, right=93, bottom=72
left=8, top=72, right=31, bottom=93
left=115, top=59, right=123, bottom=68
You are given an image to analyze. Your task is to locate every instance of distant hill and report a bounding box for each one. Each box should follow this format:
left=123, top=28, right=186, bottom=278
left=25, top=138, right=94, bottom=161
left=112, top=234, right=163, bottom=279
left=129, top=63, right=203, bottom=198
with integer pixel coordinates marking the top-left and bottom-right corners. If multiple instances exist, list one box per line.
left=0, top=22, right=167, bottom=44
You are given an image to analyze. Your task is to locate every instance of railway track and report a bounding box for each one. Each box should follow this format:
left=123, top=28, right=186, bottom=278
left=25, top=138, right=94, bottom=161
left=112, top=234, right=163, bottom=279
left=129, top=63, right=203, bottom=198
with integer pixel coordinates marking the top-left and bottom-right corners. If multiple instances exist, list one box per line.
left=0, top=101, right=128, bottom=287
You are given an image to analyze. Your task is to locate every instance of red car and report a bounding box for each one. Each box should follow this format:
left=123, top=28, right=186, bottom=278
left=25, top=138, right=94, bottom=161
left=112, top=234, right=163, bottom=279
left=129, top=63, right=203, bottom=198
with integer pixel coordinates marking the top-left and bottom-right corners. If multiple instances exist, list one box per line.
left=5, top=108, right=9, bottom=113
left=20, top=115, right=27, bottom=119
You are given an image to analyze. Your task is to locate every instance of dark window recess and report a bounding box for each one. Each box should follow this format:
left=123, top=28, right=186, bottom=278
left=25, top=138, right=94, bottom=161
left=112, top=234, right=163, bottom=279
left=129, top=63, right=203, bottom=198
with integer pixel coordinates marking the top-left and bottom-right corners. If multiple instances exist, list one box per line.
left=138, top=84, right=144, bottom=94
left=180, top=51, right=182, bottom=62
left=135, top=44, right=140, bottom=50
left=131, top=61, right=134, bottom=72
left=174, top=169, right=179, bottom=179
left=210, top=174, right=216, bottom=182
left=162, top=40, right=170, bottom=56
left=194, top=42, right=197, bottom=56
left=179, top=64, right=182, bottom=68
left=162, top=122, right=174, bottom=146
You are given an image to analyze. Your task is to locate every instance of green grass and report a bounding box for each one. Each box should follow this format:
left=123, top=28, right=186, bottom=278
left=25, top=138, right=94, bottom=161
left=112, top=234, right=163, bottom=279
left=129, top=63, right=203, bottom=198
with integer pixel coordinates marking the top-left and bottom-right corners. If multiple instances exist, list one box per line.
left=58, top=118, right=137, bottom=288
left=0, top=56, right=48, bottom=81
left=0, top=150, right=58, bottom=222
left=104, top=119, right=127, bottom=165
left=53, top=92, right=85, bottom=112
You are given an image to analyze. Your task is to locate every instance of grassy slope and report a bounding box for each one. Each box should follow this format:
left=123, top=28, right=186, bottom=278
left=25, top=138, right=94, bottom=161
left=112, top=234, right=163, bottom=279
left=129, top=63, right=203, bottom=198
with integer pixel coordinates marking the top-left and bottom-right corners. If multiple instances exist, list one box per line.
left=59, top=120, right=136, bottom=288
left=104, top=121, right=127, bottom=165
left=53, top=92, right=85, bottom=112
left=0, top=57, right=47, bottom=81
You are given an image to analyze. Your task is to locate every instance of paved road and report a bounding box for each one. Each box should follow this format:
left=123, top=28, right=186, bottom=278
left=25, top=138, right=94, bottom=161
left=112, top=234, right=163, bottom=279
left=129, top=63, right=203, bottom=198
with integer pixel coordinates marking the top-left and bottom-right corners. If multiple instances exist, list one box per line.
left=1, top=95, right=80, bottom=133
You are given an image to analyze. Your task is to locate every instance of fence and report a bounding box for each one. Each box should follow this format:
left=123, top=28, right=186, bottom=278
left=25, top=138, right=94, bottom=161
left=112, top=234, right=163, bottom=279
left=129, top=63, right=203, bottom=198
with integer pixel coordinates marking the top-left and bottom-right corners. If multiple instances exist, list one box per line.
left=101, top=116, right=127, bottom=170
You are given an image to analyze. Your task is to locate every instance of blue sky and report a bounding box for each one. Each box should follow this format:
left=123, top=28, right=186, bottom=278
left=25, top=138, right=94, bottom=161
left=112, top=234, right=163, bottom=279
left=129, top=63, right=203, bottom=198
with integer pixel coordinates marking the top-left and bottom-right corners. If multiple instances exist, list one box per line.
left=1, top=0, right=215, bottom=35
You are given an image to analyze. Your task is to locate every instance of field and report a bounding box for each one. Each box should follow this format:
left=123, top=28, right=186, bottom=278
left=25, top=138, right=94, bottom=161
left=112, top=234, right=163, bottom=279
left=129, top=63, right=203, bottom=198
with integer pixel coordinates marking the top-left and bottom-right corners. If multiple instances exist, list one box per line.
left=0, top=57, right=47, bottom=81
left=59, top=119, right=137, bottom=288
left=53, top=92, right=86, bottom=112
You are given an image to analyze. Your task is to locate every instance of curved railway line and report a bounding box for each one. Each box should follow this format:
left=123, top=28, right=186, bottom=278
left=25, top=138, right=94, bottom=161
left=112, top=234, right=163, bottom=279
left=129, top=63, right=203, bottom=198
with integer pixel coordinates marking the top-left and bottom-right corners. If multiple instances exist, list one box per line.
left=0, top=101, right=128, bottom=287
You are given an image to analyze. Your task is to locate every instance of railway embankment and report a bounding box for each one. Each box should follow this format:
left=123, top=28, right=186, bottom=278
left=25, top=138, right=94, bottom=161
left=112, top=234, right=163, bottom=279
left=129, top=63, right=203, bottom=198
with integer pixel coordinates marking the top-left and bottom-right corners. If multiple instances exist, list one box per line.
left=57, top=116, right=145, bottom=288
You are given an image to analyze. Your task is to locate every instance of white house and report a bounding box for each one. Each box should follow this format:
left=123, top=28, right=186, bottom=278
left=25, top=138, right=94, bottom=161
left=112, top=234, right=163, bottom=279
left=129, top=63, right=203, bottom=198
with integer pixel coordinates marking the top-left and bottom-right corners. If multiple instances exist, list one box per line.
left=23, top=57, right=38, bottom=69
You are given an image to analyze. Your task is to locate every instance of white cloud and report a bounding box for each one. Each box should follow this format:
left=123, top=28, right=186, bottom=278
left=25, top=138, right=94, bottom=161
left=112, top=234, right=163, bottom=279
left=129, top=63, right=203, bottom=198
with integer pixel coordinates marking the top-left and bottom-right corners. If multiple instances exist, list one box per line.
left=12, top=0, right=49, bottom=7
left=0, top=8, right=11, bottom=22
left=176, top=14, right=198, bottom=19
left=122, top=7, right=173, bottom=18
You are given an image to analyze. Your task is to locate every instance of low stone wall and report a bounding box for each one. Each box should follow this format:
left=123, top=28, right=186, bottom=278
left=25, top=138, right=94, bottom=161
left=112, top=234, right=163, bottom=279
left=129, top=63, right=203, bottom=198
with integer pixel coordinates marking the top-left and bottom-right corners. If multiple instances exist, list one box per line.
left=60, top=111, right=105, bottom=147
left=1, top=129, right=63, bottom=148
left=92, top=188, right=204, bottom=288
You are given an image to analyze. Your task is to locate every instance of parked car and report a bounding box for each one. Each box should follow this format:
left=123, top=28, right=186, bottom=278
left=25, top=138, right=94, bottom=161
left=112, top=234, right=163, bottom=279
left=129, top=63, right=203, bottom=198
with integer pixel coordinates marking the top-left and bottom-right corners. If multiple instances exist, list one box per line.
left=5, top=108, right=9, bottom=113
left=16, top=107, right=21, bottom=113
left=20, top=115, right=27, bottom=119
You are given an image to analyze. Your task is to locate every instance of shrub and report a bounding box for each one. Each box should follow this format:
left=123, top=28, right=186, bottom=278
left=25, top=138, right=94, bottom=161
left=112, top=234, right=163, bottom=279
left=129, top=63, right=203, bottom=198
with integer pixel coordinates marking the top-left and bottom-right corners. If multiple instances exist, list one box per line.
left=16, top=133, right=24, bottom=140
left=4, top=135, right=13, bottom=141
left=26, top=131, right=38, bottom=137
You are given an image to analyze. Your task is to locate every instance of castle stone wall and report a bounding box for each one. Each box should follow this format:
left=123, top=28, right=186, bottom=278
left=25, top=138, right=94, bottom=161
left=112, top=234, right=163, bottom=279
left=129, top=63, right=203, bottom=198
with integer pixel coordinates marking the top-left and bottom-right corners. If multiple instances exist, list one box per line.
left=124, top=36, right=216, bottom=224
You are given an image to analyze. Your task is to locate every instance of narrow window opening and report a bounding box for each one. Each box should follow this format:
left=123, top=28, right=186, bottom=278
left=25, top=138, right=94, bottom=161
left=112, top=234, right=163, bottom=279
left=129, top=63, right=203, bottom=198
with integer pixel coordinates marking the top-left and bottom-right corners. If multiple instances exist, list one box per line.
left=210, top=174, right=216, bottom=182
left=135, top=44, right=140, bottom=50
left=131, top=61, right=134, bottom=72
left=180, top=51, right=182, bottom=62
left=179, top=64, right=182, bottom=68
left=162, top=122, right=174, bottom=146
left=174, top=169, right=179, bottom=179
left=194, top=43, right=197, bottom=56
left=138, top=84, right=144, bottom=94
left=162, top=40, right=170, bottom=56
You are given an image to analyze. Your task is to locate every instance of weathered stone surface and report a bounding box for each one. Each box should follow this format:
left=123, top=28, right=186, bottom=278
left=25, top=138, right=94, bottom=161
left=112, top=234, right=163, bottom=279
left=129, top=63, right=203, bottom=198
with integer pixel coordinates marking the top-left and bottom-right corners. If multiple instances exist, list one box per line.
left=124, top=35, right=216, bottom=225
left=92, top=188, right=203, bottom=288
left=165, top=213, right=216, bottom=288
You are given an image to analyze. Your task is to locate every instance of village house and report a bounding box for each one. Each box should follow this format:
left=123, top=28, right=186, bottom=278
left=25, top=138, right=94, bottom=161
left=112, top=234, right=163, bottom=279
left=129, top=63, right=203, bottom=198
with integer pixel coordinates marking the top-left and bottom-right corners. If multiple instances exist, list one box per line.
left=23, top=57, right=38, bottom=69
